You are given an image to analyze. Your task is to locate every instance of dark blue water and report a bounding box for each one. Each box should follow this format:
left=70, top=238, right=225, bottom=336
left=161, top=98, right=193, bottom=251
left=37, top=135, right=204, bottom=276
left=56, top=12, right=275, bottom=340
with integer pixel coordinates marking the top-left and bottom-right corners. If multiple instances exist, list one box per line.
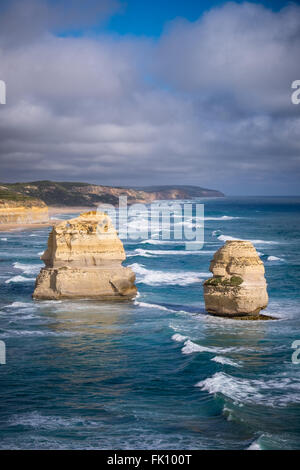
left=0, top=197, right=299, bottom=449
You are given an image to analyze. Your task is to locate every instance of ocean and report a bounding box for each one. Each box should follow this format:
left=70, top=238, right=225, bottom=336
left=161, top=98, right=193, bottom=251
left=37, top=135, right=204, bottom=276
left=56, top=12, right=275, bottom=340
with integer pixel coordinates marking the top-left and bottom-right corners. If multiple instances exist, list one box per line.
left=0, top=196, right=299, bottom=450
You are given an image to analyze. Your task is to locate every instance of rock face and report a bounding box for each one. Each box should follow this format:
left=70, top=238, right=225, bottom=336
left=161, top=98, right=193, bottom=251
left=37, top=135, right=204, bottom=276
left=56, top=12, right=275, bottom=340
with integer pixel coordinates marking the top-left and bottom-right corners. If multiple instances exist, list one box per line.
left=33, top=211, right=137, bottom=300
left=0, top=199, right=48, bottom=224
left=203, top=240, right=268, bottom=317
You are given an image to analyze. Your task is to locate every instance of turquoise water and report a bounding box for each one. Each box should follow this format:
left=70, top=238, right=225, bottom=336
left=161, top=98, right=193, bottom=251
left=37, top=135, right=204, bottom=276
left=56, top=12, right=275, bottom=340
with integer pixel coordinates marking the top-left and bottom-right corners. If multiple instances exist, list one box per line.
left=0, top=197, right=300, bottom=449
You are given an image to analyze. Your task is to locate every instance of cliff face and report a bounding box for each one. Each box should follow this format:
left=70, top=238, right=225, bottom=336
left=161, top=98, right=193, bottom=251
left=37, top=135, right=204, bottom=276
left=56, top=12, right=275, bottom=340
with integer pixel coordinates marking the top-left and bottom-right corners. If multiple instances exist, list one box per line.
left=0, top=188, right=49, bottom=224
left=203, top=240, right=268, bottom=317
left=33, top=211, right=137, bottom=300
left=2, top=181, right=224, bottom=207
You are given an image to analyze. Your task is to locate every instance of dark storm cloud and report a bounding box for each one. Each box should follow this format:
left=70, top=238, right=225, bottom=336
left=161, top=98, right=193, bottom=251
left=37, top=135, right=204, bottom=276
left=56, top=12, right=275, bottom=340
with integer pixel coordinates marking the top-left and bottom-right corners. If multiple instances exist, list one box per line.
left=0, top=1, right=300, bottom=194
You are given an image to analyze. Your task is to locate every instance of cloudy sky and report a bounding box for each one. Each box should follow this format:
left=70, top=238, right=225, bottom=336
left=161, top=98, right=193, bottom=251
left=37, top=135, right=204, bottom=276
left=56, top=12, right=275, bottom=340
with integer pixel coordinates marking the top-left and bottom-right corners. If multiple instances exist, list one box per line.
left=0, top=0, right=299, bottom=195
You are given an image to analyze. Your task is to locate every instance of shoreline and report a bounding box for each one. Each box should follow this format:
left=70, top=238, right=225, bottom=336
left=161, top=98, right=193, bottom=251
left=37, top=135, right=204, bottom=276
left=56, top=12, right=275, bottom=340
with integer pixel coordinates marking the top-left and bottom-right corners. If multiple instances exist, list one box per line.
left=0, top=220, right=57, bottom=232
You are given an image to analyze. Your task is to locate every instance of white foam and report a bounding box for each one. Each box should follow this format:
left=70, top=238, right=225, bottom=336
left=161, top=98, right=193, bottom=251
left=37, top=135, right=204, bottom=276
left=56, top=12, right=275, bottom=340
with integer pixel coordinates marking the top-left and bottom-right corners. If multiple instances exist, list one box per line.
left=6, top=301, right=32, bottom=308
left=1, top=237, right=7, bottom=241
left=267, top=255, right=284, bottom=261
left=218, top=235, right=277, bottom=245
left=129, top=263, right=208, bottom=286
left=0, top=329, right=76, bottom=338
left=247, top=441, right=262, bottom=450
left=181, top=340, right=244, bottom=355
left=13, top=262, right=41, bottom=275
left=8, top=411, right=97, bottom=429
left=205, top=216, right=240, bottom=220
left=196, top=372, right=300, bottom=407
left=141, top=239, right=184, bottom=245
left=182, top=340, right=227, bottom=355
left=128, top=248, right=214, bottom=258
left=196, top=372, right=259, bottom=402
left=172, top=333, right=188, bottom=342
left=5, top=275, right=36, bottom=284
left=127, top=248, right=153, bottom=258
left=211, top=356, right=241, bottom=367
left=134, top=300, right=174, bottom=312
left=127, top=218, right=161, bottom=232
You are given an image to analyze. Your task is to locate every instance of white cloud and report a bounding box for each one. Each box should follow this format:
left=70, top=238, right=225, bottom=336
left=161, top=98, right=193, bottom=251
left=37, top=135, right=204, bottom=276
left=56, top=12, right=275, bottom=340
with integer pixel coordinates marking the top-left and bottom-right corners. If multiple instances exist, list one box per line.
left=156, top=2, right=300, bottom=112
left=0, top=2, right=300, bottom=194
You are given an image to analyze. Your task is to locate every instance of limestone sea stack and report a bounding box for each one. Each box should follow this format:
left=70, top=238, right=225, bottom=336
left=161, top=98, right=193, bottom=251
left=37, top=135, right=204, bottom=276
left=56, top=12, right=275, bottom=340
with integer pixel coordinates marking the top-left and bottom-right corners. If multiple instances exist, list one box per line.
left=203, top=240, right=268, bottom=318
left=33, top=211, right=137, bottom=300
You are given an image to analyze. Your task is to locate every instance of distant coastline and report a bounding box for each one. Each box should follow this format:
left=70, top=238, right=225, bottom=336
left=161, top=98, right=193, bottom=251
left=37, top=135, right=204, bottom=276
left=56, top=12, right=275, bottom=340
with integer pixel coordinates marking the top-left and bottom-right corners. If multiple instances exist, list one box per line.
left=0, top=180, right=224, bottom=207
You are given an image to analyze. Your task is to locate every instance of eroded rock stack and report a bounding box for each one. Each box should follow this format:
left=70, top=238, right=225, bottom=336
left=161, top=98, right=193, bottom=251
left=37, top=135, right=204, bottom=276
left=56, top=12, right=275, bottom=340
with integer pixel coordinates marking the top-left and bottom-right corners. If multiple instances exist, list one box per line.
left=33, top=211, right=137, bottom=300
left=203, top=240, right=268, bottom=318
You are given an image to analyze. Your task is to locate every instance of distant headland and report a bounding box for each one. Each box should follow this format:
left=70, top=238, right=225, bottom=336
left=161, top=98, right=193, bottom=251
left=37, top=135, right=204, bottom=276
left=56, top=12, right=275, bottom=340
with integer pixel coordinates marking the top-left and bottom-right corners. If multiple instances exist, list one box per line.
left=0, top=180, right=224, bottom=207
left=0, top=181, right=224, bottom=230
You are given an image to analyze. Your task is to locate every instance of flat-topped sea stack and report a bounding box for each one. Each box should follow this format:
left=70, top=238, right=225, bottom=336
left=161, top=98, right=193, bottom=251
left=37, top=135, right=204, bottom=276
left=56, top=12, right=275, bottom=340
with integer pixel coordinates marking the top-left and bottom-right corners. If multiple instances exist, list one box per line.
left=33, top=211, right=137, bottom=300
left=203, top=240, right=268, bottom=318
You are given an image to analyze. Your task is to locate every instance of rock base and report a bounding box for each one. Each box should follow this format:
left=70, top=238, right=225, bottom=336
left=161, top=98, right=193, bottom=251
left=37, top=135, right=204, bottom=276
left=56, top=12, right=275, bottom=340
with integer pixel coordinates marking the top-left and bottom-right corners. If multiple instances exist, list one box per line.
left=33, top=266, right=137, bottom=300
left=33, top=211, right=137, bottom=300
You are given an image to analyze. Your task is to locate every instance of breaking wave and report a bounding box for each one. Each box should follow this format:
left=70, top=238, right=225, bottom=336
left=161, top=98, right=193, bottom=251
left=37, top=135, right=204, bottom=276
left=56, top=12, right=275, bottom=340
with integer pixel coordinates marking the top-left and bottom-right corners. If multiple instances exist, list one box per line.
left=141, top=239, right=185, bottom=245
left=196, top=372, right=300, bottom=407
left=129, top=263, right=208, bottom=286
left=181, top=340, right=237, bottom=355
left=218, top=235, right=278, bottom=245
left=172, top=333, right=188, bottom=342
left=5, top=275, right=36, bottom=284
left=6, top=302, right=33, bottom=308
left=13, top=262, right=41, bottom=275
left=134, top=300, right=175, bottom=312
left=211, top=356, right=241, bottom=367
left=128, top=248, right=214, bottom=258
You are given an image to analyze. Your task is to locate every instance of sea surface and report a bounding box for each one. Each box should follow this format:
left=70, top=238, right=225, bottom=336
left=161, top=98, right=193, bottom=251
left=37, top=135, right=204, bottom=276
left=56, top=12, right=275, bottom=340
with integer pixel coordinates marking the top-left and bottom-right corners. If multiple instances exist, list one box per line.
left=0, top=197, right=300, bottom=450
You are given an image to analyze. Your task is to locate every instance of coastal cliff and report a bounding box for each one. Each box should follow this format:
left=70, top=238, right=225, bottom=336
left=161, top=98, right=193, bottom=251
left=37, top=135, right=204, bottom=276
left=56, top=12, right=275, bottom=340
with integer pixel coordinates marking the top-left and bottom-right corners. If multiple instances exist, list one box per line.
left=2, top=181, right=224, bottom=207
left=0, top=186, right=49, bottom=224
left=33, top=211, right=137, bottom=300
left=203, top=240, right=268, bottom=318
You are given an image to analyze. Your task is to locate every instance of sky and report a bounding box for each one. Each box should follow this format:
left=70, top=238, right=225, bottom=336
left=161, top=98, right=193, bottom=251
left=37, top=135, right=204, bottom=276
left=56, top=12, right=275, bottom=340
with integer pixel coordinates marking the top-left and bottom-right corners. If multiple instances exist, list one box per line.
left=0, top=0, right=300, bottom=195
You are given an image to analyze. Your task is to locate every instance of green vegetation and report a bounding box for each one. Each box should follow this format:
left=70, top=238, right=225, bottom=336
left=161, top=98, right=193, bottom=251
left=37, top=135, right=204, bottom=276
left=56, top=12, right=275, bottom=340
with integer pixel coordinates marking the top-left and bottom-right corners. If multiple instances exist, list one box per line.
left=2, top=181, right=120, bottom=206
left=230, top=276, right=244, bottom=286
left=0, top=187, right=36, bottom=202
left=204, top=276, right=243, bottom=287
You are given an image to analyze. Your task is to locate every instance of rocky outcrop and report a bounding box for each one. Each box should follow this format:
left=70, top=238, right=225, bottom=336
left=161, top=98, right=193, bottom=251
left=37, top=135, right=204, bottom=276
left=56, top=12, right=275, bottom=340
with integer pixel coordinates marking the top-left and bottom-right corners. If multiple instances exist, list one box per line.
left=33, top=211, right=137, bottom=300
left=203, top=240, right=268, bottom=318
left=0, top=198, right=49, bottom=224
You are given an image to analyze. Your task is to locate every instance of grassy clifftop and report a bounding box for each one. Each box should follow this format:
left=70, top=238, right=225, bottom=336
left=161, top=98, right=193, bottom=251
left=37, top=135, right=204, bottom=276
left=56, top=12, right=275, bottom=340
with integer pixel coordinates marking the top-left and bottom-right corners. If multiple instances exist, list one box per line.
left=0, top=185, right=47, bottom=207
